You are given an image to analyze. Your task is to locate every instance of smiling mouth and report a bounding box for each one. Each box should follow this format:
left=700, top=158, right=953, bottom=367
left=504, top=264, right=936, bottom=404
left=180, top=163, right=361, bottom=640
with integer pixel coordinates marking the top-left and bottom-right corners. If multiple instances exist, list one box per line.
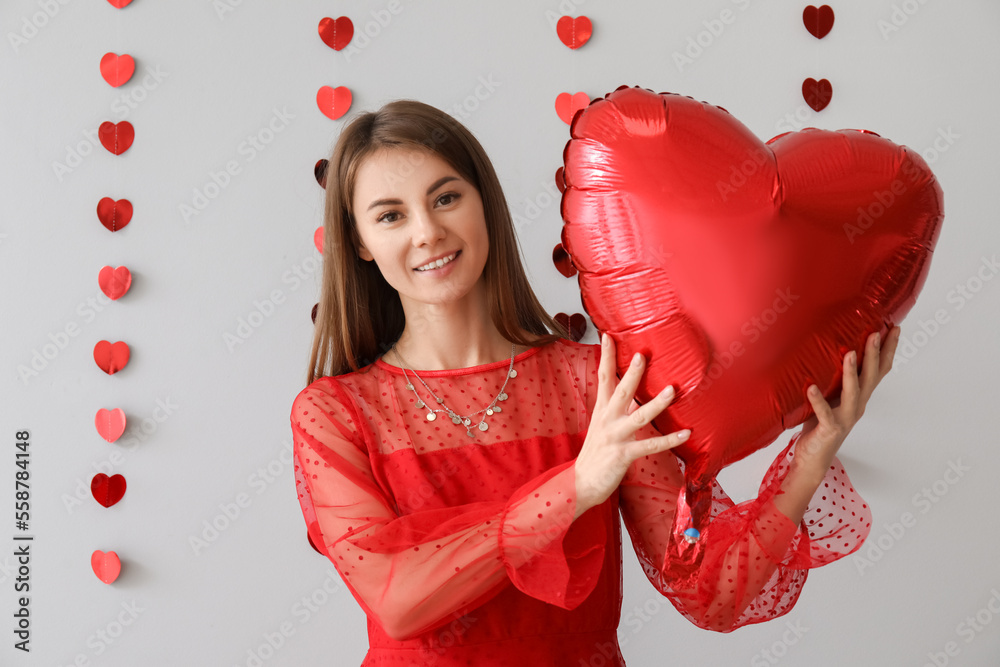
left=414, top=250, right=460, bottom=272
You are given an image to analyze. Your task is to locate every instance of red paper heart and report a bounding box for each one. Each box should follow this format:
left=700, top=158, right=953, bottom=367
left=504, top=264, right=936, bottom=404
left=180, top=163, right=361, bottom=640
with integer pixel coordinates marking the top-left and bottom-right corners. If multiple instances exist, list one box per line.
left=93, top=340, right=130, bottom=375
left=98, top=265, right=132, bottom=300
left=561, top=85, right=943, bottom=532
left=555, top=92, right=590, bottom=125
left=552, top=243, right=576, bottom=278
left=803, top=5, right=835, bottom=39
left=555, top=167, right=565, bottom=194
left=317, top=86, right=352, bottom=120
left=91, top=550, right=121, bottom=584
left=314, top=227, right=324, bottom=254
left=311, top=303, right=319, bottom=324
left=556, top=16, right=592, bottom=49
left=314, top=159, right=328, bottom=188
left=554, top=312, right=588, bottom=341
left=98, top=121, right=134, bottom=155
left=106, top=0, right=133, bottom=7
left=91, top=473, right=126, bottom=507
left=95, top=408, right=127, bottom=443
left=802, top=77, right=833, bottom=111
left=100, top=52, right=135, bottom=87
left=97, top=197, right=132, bottom=232
left=318, top=16, right=354, bottom=50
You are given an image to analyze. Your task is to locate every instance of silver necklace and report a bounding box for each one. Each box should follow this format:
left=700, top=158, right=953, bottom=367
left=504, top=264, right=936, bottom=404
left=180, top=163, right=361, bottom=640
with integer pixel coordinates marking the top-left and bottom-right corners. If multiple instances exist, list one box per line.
left=392, top=342, right=517, bottom=438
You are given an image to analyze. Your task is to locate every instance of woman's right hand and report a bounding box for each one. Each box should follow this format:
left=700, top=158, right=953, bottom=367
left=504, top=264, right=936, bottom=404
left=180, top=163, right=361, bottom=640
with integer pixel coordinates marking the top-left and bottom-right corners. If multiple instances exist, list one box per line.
left=574, top=333, right=691, bottom=520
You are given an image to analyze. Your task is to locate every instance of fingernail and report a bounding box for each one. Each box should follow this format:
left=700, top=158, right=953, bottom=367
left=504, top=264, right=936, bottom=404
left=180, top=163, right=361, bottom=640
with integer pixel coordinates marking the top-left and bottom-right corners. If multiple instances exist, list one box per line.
left=677, top=429, right=691, bottom=440
left=602, top=332, right=607, bottom=346
left=849, top=350, right=857, bottom=366
left=632, top=352, right=642, bottom=365
left=660, top=385, right=674, bottom=399
left=874, top=332, right=881, bottom=349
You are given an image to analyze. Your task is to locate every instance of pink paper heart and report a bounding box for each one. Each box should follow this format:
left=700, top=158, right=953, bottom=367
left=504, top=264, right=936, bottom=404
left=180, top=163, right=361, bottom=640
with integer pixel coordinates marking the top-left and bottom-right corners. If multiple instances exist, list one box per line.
left=91, top=550, right=121, bottom=584
left=98, top=265, right=132, bottom=300
left=316, top=86, right=352, bottom=120
left=95, top=408, right=127, bottom=443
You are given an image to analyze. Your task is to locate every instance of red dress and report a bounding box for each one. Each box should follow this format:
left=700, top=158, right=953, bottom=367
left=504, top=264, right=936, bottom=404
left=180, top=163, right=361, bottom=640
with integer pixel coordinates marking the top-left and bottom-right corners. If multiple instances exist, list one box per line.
left=290, top=338, right=871, bottom=666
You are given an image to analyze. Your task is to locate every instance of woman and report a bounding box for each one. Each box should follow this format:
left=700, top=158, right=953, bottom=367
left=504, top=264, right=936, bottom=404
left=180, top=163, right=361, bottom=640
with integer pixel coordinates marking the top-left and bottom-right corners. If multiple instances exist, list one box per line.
left=290, top=99, right=899, bottom=665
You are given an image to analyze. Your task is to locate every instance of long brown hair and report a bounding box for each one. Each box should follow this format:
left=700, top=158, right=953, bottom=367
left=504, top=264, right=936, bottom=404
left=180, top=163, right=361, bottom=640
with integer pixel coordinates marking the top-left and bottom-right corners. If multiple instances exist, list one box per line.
left=305, top=99, right=569, bottom=385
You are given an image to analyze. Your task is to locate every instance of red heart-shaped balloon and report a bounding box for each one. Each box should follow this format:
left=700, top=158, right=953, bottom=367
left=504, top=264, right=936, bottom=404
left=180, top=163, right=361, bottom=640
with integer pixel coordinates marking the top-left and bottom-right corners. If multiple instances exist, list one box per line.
left=98, top=121, right=134, bottom=155
left=93, top=340, right=130, bottom=375
left=91, top=473, right=126, bottom=507
left=91, top=550, right=122, bottom=584
left=95, top=408, right=127, bottom=443
left=555, top=92, right=590, bottom=125
left=97, top=197, right=132, bottom=232
left=100, top=52, right=135, bottom=87
left=98, top=265, right=132, bottom=300
left=317, top=86, right=352, bottom=120
left=802, top=77, right=833, bottom=112
left=561, top=85, right=943, bottom=533
left=556, top=16, right=592, bottom=49
left=803, top=5, right=835, bottom=39
left=318, top=16, right=354, bottom=50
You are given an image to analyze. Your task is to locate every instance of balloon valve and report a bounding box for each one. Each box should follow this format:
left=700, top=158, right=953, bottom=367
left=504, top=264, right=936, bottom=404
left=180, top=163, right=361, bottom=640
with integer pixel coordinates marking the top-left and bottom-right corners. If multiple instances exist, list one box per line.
left=683, top=527, right=701, bottom=544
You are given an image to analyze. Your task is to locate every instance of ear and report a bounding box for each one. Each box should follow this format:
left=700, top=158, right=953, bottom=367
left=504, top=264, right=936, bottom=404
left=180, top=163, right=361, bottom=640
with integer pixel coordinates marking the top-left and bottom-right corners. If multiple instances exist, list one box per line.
left=358, top=243, right=373, bottom=262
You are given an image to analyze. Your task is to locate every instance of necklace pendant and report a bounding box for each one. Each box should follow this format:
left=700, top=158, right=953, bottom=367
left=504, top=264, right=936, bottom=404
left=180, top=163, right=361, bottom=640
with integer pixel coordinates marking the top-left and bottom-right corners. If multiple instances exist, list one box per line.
left=486, top=408, right=493, bottom=416
left=478, top=421, right=488, bottom=431
left=492, top=405, right=501, bottom=413
left=466, top=429, right=475, bottom=437
left=436, top=397, right=444, bottom=404
left=462, top=418, right=471, bottom=427
left=508, top=369, right=517, bottom=378
left=405, top=382, right=414, bottom=390
left=415, top=399, right=424, bottom=408
left=451, top=415, right=462, bottom=425
left=498, top=392, right=508, bottom=401
left=426, top=412, right=436, bottom=422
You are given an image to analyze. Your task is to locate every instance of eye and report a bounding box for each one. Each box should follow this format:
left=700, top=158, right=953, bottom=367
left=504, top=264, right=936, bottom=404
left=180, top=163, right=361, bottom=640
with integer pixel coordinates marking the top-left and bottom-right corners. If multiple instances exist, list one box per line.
left=436, top=192, right=460, bottom=206
left=376, top=210, right=401, bottom=224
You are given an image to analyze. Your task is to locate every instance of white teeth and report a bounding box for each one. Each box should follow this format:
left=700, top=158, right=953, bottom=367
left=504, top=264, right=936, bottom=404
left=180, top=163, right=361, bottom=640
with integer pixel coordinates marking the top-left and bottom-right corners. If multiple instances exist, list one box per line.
left=416, top=252, right=457, bottom=271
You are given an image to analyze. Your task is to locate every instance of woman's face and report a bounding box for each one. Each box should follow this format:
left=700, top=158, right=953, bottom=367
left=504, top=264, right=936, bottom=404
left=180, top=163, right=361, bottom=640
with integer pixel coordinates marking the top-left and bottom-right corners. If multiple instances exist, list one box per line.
left=351, top=147, right=489, bottom=308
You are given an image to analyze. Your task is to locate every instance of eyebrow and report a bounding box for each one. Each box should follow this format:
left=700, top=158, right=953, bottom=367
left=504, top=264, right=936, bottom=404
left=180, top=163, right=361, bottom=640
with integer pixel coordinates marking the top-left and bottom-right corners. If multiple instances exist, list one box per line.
left=365, top=176, right=460, bottom=212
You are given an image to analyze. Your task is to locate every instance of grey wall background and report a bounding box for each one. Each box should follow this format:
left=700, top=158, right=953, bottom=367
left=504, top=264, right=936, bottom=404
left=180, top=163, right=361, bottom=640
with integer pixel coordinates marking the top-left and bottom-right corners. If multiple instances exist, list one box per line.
left=2, top=1, right=998, bottom=665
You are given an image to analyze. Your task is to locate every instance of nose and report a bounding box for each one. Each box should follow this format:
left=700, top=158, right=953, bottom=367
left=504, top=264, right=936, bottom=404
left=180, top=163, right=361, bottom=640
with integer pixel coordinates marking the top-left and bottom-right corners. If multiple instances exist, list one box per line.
left=409, top=205, right=447, bottom=247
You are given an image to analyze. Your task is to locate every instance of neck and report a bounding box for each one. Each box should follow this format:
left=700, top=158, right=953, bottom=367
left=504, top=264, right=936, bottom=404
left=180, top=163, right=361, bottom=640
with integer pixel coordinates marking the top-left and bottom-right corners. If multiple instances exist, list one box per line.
left=391, top=278, right=520, bottom=371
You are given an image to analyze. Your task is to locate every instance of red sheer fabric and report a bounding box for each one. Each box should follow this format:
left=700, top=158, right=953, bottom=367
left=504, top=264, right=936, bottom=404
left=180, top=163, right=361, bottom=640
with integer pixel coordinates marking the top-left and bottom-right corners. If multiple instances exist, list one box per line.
left=291, top=338, right=871, bottom=665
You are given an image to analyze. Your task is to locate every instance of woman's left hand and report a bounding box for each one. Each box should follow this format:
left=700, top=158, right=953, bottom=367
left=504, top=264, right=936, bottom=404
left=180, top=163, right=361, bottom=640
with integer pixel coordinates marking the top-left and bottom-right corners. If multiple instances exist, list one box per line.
left=791, top=325, right=902, bottom=483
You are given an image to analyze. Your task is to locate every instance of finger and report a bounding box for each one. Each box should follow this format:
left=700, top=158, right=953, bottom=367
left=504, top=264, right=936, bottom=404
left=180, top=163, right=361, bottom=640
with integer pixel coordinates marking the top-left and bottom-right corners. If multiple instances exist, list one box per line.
left=628, top=384, right=675, bottom=429
left=610, top=349, right=646, bottom=415
left=879, top=325, right=901, bottom=376
left=627, top=428, right=690, bottom=460
left=841, top=349, right=861, bottom=420
left=807, top=385, right=836, bottom=428
left=595, top=333, right=616, bottom=408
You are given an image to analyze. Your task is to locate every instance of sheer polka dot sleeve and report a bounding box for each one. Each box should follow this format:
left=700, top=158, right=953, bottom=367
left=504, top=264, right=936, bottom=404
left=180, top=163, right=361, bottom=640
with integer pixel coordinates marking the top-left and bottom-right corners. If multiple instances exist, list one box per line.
left=581, top=346, right=872, bottom=632
left=290, top=378, right=604, bottom=643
